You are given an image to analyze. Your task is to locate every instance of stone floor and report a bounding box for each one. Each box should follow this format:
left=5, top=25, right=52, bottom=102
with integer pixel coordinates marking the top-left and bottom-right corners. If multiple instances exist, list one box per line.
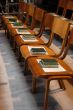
left=0, top=30, right=73, bottom=110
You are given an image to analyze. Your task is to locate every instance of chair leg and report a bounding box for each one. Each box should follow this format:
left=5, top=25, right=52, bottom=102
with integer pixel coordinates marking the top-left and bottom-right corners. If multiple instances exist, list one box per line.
left=13, top=40, right=16, bottom=51
left=44, top=79, right=50, bottom=110
left=58, top=80, right=65, bottom=90
left=32, top=76, right=37, bottom=93
left=24, top=60, right=29, bottom=75
left=18, top=47, right=22, bottom=62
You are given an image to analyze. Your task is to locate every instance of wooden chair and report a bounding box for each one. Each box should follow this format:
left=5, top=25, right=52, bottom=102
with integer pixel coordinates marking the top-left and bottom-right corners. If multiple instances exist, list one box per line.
left=27, top=28, right=73, bottom=110
left=25, top=6, right=46, bottom=35
left=27, top=56, right=73, bottom=110
left=47, top=16, right=70, bottom=57
left=20, top=16, right=70, bottom=63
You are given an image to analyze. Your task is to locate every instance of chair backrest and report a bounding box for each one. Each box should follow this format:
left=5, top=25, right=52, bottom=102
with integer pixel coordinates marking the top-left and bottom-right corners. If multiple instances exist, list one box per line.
left=56, top=0, right=66, bottom=15
left=48, top=16, right=70, bottom=57
left=57, top=0, right=73, bottom=19
left=27, top=3, right=36, bottom=17
left=25, top=3, right=36, bottom=25
left=68, top=28, right=73, bottom=45
left=39, top=13, right=59, bottom=36
left=19, top=2, right=28, bottom=13
left=60, top=27, right=73, bottom=59
left=65, top=0, right=73, bottom=19
left=30, top=7, right=46, bottom=30
left=52, top=17, right=70, bottom=39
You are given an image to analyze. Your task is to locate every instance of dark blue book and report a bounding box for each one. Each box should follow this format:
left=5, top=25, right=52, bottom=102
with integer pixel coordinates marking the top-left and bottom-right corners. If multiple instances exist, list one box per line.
left=31, top=48, right=46, bottom=54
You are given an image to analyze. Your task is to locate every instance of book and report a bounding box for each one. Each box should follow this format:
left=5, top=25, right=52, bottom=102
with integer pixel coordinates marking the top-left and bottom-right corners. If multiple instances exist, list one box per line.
left=13, top=22, right=23, bottom=26
left=16, top=28, right=31, bottom=34
left=8, top=18, right=17, bottom=23
left=39, top=59, right=58, bottom=68
left=17, top=28, right=29, bottom=32
left=22, top=34, right=36, bottom=40
left=31, top=48, right=46, bottom=54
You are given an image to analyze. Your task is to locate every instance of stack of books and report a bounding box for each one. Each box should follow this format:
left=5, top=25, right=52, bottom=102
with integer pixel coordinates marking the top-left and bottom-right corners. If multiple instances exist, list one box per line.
left=39, top=59, right=58, bottom=68
left=30, top=48, right=46, bottom=55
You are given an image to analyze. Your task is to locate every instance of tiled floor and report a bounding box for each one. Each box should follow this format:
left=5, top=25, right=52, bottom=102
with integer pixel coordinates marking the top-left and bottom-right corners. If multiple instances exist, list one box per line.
left=0, top=30, right=73, bottom=110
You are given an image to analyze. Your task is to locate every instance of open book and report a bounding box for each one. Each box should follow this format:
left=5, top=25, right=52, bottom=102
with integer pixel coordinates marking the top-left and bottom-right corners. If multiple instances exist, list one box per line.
left=30, top=48, right=46, bottom=55
left=39, top=59, right=58, bottom=68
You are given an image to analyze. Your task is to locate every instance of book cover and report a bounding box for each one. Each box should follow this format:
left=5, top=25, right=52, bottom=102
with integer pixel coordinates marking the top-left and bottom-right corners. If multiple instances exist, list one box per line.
left=31, top=48, right=46, bottom=54
left=39, top=59, right=58, bottom=68
left=13, top=22, right=23, bottom=26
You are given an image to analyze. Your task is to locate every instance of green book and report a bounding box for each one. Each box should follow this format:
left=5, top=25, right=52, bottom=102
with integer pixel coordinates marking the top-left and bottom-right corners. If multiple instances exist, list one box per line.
left=31, top=48, right=46, bottom=54
left=13, top=22, right=23, bottom=26
left=39, top=59, right=58, bottom=68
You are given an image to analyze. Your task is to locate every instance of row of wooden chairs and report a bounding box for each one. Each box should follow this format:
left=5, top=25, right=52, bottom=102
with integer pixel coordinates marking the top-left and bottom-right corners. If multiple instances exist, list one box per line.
left=2, top=3, right=73, bottom=88
left=19, top=1, right=73, bottom=20
left=2, top=3, right=73, bottom=110
left=4, top=3, right=73, bottom=61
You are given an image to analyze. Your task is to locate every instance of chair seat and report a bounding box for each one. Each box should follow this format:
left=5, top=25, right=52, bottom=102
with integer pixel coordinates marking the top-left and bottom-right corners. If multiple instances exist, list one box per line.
left=15, top=35, right=45, bottom=46
left=20, top=45, right=55, bottom=59
left=27, top=56, right=73, bottom=78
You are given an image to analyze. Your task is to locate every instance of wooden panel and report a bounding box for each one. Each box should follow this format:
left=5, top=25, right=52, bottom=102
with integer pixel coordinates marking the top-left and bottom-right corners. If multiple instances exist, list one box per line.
left=52, top=16, right=70, bottom=39
left=69, top=28, right=73, bottom=45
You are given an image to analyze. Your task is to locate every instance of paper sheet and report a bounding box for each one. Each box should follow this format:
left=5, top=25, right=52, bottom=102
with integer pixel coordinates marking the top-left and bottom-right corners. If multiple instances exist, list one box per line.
left=5, top=16, right=15, bottom=18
